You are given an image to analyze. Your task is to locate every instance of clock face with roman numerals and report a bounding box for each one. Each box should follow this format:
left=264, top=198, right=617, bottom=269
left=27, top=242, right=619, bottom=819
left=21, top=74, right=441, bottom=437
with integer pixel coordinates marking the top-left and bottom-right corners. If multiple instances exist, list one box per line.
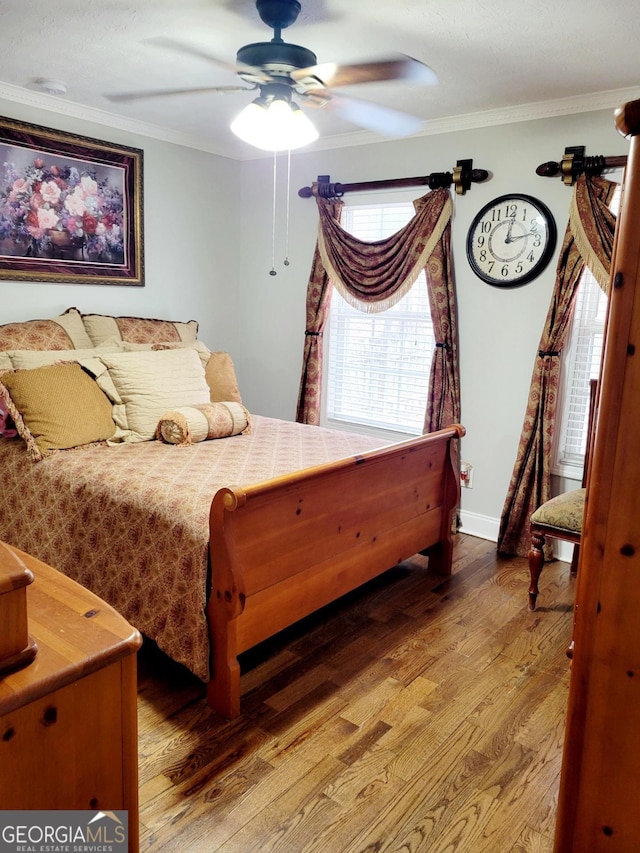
left=466, top=194, right=557, bottom=287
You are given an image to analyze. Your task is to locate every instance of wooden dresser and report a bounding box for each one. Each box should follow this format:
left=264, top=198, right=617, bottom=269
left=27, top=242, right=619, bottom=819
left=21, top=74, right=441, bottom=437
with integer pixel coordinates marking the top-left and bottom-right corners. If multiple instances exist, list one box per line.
left=0, top=542, right=142, bottom=853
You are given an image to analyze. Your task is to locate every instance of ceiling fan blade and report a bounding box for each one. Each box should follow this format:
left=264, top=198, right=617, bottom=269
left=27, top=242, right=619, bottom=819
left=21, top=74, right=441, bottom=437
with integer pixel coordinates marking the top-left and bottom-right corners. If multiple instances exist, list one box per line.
left=105, top=85, right=253, bottom=103
left=143, top=36, right=272, bottom=85
left=291, top=55, right=438, bottom=88
left=303, top=90, right=425, bottom=137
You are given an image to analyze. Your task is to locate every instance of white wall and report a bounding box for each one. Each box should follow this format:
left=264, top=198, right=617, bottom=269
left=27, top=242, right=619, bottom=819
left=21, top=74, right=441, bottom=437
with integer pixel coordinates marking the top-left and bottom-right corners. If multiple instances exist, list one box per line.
left=0, top=97, right=241, bottom=352
left=0, top=98, right=629, bottom=541
left=233, top=109, right=629, bottom=540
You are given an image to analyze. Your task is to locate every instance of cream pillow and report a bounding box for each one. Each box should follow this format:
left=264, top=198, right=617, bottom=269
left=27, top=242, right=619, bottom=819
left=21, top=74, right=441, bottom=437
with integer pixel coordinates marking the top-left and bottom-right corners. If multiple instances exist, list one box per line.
left=95, top=347, right=210, bottom=443
left=120, top=339, right=212, bottom=370
left=9, top=342, right=122, bottom=370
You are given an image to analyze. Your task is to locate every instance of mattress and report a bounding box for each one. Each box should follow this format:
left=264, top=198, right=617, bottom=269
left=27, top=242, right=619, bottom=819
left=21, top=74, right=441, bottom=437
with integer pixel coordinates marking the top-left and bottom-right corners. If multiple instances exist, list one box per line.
left=0, top=416, right=382, bottom=680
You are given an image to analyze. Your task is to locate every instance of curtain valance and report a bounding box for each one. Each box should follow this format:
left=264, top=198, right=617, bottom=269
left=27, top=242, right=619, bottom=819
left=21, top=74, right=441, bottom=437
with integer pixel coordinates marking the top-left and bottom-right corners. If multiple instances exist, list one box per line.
left=316, top=188, right=452, bottom=313
left=569, top=176, right=618, bottom=293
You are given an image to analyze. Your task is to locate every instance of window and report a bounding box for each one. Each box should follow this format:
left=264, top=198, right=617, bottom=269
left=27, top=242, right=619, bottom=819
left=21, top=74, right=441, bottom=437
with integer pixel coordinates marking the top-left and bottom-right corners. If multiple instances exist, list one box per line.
left=322, top=201, right=435, bottom=438
left=555, top=185, right=620, bottom=475
left=555, top=267, right=607, bottom=472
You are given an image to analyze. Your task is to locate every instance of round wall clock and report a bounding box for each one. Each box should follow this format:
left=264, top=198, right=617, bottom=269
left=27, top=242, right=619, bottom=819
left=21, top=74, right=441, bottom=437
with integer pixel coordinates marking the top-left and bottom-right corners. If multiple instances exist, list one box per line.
left=466, top=194, right=557, bottom=287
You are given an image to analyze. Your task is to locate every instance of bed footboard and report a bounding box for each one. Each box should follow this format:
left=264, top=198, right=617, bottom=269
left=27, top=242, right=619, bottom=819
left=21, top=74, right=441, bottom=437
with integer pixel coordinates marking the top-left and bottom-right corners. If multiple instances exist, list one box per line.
left=207, top=423, right=464, bottom=718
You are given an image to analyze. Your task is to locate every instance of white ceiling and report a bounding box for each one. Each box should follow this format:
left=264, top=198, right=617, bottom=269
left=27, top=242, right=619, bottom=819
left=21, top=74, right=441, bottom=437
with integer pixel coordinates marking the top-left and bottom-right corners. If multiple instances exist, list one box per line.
left=0, top=0, right=638, bottom=160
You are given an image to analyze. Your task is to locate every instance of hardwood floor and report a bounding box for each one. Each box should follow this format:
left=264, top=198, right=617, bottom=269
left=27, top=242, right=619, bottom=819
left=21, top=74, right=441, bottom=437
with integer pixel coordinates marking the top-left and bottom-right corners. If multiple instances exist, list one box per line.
left=137, top=534, right=574, bottom=852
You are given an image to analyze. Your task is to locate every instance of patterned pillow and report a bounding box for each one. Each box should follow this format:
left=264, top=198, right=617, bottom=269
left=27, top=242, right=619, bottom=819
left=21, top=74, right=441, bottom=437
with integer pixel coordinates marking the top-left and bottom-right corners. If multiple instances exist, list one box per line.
left=81, top=312, right=198, bottom=346
left=0, top=308, right=93, bottom=351
left=0, top=362, right=116, bottom=461
left=156, top=402, right=251, bottom=445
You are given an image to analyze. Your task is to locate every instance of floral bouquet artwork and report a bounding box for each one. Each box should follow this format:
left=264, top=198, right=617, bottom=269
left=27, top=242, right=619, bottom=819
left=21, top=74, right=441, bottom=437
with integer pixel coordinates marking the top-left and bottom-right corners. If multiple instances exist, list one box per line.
left=0, top=118, right=143, bottom=285
left=0, top=150, right=126, bottom=265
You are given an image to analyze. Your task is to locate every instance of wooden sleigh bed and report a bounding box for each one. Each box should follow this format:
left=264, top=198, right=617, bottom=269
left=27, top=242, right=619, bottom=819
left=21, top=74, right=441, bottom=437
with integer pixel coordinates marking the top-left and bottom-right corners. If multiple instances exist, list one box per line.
left=0, top=308, right=464, bottom=718
left=206, top=422, right=463, bottom=717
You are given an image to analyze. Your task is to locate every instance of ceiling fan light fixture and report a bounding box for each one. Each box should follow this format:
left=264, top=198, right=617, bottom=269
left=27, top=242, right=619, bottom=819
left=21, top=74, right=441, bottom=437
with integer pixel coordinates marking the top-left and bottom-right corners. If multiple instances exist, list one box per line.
left=230, top=95, right=318, bottom=151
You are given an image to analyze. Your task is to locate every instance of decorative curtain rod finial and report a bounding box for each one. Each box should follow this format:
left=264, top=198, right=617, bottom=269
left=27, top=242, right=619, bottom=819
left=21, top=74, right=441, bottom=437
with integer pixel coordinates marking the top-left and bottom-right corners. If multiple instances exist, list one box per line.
left=536, top=145, right=627, bottom=185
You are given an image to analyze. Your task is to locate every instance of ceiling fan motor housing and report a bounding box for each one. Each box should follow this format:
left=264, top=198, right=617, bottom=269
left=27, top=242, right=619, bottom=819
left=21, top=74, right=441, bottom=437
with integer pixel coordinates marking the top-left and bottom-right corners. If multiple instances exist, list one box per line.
left=256, top=0, right=301, bottom=30
left=236, top=41, right=317, bottom=76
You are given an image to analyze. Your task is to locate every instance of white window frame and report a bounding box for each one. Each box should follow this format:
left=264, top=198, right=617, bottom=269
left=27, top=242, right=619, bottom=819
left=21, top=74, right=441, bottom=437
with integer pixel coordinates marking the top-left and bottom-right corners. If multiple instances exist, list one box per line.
left=320, top=195, right=435, bottom=443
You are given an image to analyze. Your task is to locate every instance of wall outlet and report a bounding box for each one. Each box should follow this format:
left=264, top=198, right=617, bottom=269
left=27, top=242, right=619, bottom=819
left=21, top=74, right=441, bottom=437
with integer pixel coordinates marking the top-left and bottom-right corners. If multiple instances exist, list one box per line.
left=460, top=461, right=474, bottom=489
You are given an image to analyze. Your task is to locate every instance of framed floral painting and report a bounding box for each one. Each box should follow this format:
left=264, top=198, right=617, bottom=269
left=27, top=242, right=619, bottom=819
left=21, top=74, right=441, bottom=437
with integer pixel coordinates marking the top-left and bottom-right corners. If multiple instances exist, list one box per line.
left=0, top=116, right=144, bottom=285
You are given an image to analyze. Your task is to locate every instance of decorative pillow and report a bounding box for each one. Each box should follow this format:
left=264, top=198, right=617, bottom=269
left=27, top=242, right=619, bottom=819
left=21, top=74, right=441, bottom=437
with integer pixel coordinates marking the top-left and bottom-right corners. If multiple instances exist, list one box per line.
left=0, top=353, right=13, bottom=372
left=8, top=342, right=122, bottom=370
left=81, top=312, right=198, bottom=347
left=94, top=347, right=210, bottom=443
left=0, top=396, right=17, bottom=439
left=120, top=339, right=212, bottom=369
left=0, top=362, right=116, bottom=461
left=156, top=402, right=251, bottom=445
left=0, top=308, right=93, bottom=351
left=205, top=352, right=243, bottom=404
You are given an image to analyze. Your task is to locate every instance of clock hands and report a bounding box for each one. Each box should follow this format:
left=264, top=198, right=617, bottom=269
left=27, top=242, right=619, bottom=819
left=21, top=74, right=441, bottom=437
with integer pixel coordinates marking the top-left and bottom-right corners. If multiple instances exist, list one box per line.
left=506, top=217, right=515, bottom=243
left=504, top=218, right=538, bottom=244
left=507, top=230, right=538, bottom=242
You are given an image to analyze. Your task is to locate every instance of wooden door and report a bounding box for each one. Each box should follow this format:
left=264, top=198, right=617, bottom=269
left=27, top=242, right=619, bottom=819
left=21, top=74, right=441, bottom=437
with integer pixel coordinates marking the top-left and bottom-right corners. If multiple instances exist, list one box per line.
left=554, top=98, right=640, bottom=851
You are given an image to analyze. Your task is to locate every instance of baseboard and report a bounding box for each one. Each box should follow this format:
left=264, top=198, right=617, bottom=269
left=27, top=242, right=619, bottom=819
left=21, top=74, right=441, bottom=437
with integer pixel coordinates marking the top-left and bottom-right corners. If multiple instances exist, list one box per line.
left=458, top=510, right=499, bottom=542
left=553, top=539, right=575, bottom=563
left=459, top=509, right=575, bottom=563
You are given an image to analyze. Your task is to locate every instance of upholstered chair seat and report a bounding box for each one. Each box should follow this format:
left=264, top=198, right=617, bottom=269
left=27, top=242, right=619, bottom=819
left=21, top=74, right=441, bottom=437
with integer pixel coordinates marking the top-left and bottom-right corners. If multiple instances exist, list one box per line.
left=531, top=488, right=585, bottom=532
left=528, top=489, right=585, bottom=610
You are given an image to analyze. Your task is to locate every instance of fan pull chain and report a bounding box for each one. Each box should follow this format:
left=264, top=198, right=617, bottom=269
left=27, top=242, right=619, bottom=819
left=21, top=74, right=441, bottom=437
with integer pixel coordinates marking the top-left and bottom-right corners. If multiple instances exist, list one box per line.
left=283, top=148, right=291, bottom=267
left=269, top=150, right=277, bottom=276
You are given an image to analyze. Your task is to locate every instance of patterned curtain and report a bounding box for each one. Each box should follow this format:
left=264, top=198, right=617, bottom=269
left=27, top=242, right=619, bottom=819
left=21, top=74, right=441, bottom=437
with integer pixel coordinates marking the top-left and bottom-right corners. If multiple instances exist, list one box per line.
left=423, top=217, right=460, bottom=431
left=497, top=175, right=618, bottom=557
left=317, top=187, right=452, bottom=312
left=295, top=200, right=342, bottom=426
left=296, top=187, right=460, bottom=432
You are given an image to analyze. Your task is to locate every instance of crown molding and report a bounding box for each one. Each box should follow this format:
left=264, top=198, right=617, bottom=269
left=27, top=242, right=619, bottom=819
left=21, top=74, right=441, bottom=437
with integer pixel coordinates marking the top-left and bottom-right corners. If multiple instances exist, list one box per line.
left=309, top=86, right=640, bottom=153
left=0, top=80, right=637, bottom=161
left=0, top=81, right=236, bottom=158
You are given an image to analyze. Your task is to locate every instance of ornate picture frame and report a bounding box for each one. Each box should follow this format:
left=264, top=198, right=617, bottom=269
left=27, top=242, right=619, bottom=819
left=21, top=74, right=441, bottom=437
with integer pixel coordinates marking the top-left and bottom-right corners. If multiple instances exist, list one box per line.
left=0, top=116, right=144, bottom=286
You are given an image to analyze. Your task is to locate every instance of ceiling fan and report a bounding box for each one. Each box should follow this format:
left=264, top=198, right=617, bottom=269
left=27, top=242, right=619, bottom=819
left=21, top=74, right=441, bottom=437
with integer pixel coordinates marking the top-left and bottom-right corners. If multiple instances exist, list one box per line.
left=106, top=0, right=438, bottom=146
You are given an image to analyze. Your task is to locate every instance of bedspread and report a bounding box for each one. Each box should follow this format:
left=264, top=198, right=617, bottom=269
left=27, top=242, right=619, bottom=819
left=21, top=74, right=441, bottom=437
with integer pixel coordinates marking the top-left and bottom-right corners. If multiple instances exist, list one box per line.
left=0, top=416, right=382, bottom=680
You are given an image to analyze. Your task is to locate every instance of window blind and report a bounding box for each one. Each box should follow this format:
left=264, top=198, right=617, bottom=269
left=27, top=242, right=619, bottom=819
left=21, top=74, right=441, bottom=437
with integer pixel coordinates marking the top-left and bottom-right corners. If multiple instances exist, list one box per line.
left=556, top=269, right=606, bottom=465
left=556, top=185, right=620, bottom=470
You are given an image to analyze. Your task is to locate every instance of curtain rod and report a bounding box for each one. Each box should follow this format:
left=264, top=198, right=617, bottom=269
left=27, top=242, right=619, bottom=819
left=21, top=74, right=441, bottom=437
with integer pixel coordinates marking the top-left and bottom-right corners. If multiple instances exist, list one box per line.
left=536, top=145, right=628, bottom=185
left=298, top=159, right=489, bottom=199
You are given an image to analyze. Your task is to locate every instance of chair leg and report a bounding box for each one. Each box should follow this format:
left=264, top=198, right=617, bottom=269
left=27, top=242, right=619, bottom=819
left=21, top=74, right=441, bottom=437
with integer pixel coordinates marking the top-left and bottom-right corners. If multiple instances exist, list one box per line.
left=528, top=530, right=546, bottom=610
left=570, top=543, right=580, bottom=577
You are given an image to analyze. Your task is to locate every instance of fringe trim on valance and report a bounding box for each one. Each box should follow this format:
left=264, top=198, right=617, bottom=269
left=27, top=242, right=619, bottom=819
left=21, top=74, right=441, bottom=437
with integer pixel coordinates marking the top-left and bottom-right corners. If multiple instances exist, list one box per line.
left=569, top=176, right=618, bottom=295
left=317, top=190, right=453, bottom=314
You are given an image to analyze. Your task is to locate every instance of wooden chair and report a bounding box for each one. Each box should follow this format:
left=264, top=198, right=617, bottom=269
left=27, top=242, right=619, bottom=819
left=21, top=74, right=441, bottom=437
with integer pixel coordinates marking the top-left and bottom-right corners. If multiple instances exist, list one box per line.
left=527, top=379, right=597, bottom=610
